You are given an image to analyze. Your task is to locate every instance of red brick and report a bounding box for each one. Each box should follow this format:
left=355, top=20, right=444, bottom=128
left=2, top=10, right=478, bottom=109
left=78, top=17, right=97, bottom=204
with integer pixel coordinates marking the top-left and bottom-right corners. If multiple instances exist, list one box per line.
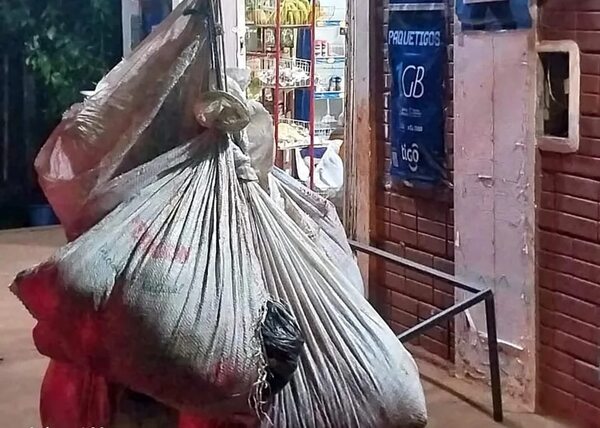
left=540, top=289, right=556, bottom=311
left=554, top=330, right=598, bottom=365
left=576, top=11, right=600, bottom=31
left=582, top=75, right=600, bottom=95
left=434, top=278, right=455, bottom=295
left=405, top=247, right=434, bottom=267
left=554, top=211, right=598, bottom=239
left=383, top=271, right=406, bottom=294
left=539, top=230, right=573, bottom=255
left=417, top=217, right=447, bottom=239
left=540, top=345, right=575, bottom=375
left=433, top=257, right=454, bottom=274
left=405, top=278, right=433, bottom=303
left=553, top=272, right=600, bottom=305
left=420, top=321, right=449, bottom=345
left=540, top=326, right=555, bottom=346
left=540, top=252, right=600, bottom=288
left=539, top=209, right=557, bottom=230
left=417, top=302, right=438, bottom=320
left=419, top=335, right=449, bottom=360
left=390, top=225, right=417, bottom=246
left=556, top=194, right=599, bottom=219
left=541, top=191, right=556, bottom=210
left=542, top=173, right=556, bottom=192
left=390, top=194, right=416, bottom=214
left=542, top=10, right=577, bottom=29
left=390, top=210, right=417, bottom=229
left=555, top=293, right=598, bottom=325
left=381, top=240, right=404, bottom=257
left=573, top=239, right=600, bottom=264
left=539, top=383, right=576, bottom=421
left=376, top=207, right=391, bottom=222
left=560, top=155, right=600, bottom=179
left=383, top=259, right=405, bottom=277
left=390, top=307, right=418, bottom=329
left=538, top=268, right=556, bottom=291
left=541, top=364, right=575, bottom=394
left=555, top=173, right=600, bottom=201
left=579, top=137, right=600, bottom=158
left=575, top=399, right=600, bottom=428
left=417, top=233, right=447, bottom=257
left=553, top=312, right=598, bottom=344
left=582, top=93, right=600, bottom=115
left=542, top=153, right=566, bottom=173
left=434, top=290, right=454, bottom=309
left=581, top=53, right=600, bottom=75
left=574, top=380, right=600, bottom=409
left=405, top=268, right=434, bottom=287
left=415, top=199, right=448, bottom=223
left=540, top=307, right=556, bottom=328
left=574, top=360, right=600, bottom=387
left=577, top=31, right=600, bottom=54
left=390, top=292, right=418, bottom=314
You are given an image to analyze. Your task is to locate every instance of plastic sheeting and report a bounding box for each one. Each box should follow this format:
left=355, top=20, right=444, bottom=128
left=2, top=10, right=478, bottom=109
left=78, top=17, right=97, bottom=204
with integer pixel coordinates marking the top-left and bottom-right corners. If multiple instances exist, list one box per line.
left=36, top=0, right=211, bottom=240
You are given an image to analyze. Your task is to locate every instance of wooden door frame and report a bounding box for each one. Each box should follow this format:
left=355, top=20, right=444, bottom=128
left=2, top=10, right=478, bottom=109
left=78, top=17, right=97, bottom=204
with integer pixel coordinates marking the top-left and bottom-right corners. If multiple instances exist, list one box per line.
left=343, top=0, right=373, bottom=295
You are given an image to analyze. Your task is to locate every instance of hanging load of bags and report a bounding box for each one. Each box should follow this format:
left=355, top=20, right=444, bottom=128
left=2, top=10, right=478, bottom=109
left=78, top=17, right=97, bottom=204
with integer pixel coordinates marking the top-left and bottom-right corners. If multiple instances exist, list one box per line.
left=11, top=0, right=427, bottom=426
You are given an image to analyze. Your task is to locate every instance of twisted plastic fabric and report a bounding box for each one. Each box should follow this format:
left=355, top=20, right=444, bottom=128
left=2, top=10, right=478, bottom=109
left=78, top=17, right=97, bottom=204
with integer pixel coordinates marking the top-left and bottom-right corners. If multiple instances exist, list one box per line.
left=35, top=0, right=211, bottom=240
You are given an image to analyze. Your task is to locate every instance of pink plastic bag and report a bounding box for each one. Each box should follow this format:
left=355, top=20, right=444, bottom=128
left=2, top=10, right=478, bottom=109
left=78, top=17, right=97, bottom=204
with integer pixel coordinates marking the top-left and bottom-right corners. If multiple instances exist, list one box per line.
left=35, top=0, right=210, bottom=239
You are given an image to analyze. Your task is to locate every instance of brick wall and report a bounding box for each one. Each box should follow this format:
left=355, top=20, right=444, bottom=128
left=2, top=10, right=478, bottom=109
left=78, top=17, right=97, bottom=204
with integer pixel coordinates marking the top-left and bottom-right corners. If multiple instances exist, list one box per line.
left=370, top=0, right=455, bottom=361
left=538, top=0, right=600, bottom=425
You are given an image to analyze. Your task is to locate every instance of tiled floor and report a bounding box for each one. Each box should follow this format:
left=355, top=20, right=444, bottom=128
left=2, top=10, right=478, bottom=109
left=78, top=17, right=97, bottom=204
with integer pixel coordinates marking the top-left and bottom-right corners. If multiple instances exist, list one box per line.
left=0, top=227, right=570, bottom=427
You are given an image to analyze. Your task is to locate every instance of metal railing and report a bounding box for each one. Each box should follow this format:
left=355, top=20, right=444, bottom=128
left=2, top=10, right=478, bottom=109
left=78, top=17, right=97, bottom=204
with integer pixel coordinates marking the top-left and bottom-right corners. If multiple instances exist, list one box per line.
left=349, top=240, right=503, bottom=423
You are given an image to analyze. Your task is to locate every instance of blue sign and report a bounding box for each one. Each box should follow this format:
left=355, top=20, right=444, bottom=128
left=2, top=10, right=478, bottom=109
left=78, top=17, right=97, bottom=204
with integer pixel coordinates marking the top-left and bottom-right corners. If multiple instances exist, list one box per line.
left=388, top=1, right=447, bottom=186
left=456, top=0, right=532, bottom=31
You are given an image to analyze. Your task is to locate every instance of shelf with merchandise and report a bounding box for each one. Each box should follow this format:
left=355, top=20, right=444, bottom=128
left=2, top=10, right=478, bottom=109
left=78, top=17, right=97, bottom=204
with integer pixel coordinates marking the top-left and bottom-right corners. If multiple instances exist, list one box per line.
left=248, top=56, right=312, bottom=89
left=277, top=118, right=333, bottom=150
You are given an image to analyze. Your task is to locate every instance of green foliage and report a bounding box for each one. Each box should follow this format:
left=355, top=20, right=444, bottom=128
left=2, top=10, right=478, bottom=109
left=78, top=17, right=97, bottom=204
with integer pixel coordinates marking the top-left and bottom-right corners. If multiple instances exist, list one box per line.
left=1, top=0, right=122, bottom=122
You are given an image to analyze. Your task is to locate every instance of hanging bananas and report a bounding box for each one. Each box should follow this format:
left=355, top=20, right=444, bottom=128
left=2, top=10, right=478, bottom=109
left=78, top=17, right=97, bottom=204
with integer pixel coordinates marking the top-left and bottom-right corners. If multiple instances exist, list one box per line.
left=247, top=0, right=323, bottom=26
left=281, top=0, right=311, bottom=26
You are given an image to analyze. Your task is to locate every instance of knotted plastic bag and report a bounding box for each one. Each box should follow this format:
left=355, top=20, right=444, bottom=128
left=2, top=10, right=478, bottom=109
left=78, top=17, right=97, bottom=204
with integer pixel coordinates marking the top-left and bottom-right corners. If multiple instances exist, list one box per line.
left=35, top=0, right=211, bottom=239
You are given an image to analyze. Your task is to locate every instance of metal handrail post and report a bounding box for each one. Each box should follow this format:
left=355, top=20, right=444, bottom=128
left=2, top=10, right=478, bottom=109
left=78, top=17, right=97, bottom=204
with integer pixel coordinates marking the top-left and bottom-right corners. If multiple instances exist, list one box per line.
left=485, top=294, right=503, bottom=422
left=349, top=241, right=504, bottom=423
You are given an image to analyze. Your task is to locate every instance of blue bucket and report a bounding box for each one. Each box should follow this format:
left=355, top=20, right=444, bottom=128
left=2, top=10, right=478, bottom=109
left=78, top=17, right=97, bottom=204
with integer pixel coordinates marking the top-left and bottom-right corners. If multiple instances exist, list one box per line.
left=28, top=204, right=59, bottom=227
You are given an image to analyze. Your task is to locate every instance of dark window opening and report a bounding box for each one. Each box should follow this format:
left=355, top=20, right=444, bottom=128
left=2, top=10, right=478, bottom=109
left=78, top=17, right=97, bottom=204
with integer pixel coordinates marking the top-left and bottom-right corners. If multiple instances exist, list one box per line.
left=539, top=52, right=569, bottom=139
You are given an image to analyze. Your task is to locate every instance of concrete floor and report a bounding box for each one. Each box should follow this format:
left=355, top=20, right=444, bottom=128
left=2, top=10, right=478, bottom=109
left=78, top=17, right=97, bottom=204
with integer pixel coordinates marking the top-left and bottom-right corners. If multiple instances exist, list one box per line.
left=0, top=227, right=569, bottom=427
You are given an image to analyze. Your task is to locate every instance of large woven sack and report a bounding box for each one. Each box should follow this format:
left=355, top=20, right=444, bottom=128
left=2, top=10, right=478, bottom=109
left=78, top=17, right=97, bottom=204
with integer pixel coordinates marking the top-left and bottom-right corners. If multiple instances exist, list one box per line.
left=13, top=133, right=275, bottom=416
left=244, top=179, right=427, bottom=427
